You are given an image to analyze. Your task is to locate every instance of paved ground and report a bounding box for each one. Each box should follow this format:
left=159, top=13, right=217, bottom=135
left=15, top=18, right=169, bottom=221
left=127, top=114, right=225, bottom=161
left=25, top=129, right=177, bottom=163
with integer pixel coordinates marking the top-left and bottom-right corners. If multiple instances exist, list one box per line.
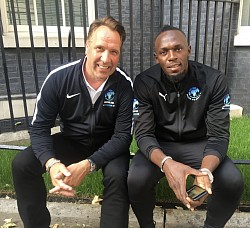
left=0, top=198, right=250, bottom=228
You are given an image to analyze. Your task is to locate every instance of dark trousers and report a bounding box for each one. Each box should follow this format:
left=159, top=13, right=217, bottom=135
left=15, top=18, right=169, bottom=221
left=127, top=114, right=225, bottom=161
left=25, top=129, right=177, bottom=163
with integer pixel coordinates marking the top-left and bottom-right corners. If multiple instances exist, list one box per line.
left=12, top=133, right=130, bottom=228
left=127, top=139, right=244, bottom=228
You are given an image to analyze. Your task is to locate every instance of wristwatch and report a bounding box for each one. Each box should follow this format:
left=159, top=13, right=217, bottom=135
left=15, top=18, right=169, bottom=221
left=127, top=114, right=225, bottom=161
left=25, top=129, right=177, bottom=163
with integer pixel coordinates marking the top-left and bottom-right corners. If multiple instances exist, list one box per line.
left=87, top=159, right=96, bottom=172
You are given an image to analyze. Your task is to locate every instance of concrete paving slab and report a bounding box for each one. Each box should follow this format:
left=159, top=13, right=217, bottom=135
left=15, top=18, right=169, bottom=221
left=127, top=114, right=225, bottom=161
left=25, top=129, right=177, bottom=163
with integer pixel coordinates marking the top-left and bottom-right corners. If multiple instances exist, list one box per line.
left=0, top=198, right=162, bottom=228
left=0, top=198, right=250, bottom=228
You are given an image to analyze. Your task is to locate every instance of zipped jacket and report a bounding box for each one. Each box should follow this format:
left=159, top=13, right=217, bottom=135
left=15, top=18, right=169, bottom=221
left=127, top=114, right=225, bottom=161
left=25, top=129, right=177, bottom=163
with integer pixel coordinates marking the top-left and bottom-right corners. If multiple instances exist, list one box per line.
left=30, top=58, right=133, bottom=169
left=133, top=60, right=230, bottom=162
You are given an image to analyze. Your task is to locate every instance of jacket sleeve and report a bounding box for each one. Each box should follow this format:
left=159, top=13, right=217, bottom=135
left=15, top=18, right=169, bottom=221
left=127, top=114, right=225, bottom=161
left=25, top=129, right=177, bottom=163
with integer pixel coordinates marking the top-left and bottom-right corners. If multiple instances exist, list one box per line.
left=88, top=80, right=133, bottom=169
left=133, top=75, right=162, bottom=160
left=204, top=72, right=230, bottom=161
left=29, top=73, right=59, bottom=166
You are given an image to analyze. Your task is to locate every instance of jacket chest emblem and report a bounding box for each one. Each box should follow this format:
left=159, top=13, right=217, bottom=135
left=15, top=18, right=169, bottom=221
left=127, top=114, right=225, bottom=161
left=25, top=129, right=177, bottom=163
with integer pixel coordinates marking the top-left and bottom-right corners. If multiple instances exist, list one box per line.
left=159, top=92, right=168, bottom=101
left=187, top=87, right=201, bottom=101
left=133, top=98, right=139, bottom=116
left=103, top=89, right=115, bottom=107
left=222, top=94, right=230, bottom=110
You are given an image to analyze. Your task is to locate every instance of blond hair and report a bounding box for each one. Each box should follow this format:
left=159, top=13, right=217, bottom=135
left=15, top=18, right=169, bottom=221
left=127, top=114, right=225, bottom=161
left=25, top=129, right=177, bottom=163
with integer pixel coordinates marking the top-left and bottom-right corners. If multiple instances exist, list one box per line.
left=87, top=16, right=126, bottom=44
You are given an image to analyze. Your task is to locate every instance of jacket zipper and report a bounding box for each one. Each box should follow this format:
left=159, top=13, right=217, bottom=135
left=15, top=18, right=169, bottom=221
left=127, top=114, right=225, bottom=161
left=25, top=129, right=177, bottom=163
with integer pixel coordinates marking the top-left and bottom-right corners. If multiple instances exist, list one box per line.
left=89, top=103, right=95, bottom=146
left=177, top=91, right=182, bottom=139
left=173, top=82, right=182, bottom=139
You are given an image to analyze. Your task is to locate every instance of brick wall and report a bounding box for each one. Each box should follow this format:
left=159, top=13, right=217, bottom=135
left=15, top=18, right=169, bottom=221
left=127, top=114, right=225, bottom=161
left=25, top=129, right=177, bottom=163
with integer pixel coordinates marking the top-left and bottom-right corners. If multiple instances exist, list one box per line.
left=227, top=46, right=250, bottom=114
left=0, top=0, right=249, bottom=115
left=0, top=48, right=85, bottom=96
left=227, top=4, right=250, bottom=115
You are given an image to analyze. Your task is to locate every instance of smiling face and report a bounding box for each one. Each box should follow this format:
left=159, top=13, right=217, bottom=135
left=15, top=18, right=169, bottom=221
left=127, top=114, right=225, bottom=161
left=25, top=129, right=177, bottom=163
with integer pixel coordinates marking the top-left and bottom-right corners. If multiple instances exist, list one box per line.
left=84, top=25, right=122, bottom=86
left=154, top=30, right=191, bottom=83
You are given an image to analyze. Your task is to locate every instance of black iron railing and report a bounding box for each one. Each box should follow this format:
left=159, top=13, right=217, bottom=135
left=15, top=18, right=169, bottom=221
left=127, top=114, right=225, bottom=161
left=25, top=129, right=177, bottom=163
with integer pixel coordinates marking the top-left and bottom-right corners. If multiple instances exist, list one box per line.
left=0, top=0, right=240, bottom=133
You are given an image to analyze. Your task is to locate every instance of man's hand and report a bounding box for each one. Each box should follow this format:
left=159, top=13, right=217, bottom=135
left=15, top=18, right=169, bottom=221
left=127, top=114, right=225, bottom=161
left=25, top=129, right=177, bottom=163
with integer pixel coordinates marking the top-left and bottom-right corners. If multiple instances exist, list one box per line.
left=49, top=159, right=91, bottom=197
left=61, top=160, right=90, bottom=187
left=184, top=155, right=218, bottom=210
left=48, top=162, right=75, bottom=197
left=195, top=173, right=212, bottom=194
left=186, top=173, right=213, bottom=210
left=186, top=189, right=209, bottom=210
left=162, top=159, right=204, bottom=210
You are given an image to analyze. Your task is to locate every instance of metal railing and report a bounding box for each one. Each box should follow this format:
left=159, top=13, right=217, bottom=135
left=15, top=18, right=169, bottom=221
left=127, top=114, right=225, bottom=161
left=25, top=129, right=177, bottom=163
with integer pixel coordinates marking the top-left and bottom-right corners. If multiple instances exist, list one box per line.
left=0, top=0, right=240, bottom=133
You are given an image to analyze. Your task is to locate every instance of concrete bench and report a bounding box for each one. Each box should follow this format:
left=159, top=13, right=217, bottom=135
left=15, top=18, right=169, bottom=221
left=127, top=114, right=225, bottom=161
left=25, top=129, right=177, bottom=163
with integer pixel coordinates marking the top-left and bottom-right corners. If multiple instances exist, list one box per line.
left=0, top=145, right=27, bottom=151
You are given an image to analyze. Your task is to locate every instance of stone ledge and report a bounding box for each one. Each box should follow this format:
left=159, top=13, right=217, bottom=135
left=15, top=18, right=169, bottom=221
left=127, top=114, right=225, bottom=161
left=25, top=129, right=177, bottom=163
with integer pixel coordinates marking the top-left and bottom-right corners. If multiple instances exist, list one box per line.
left=230, top=104, right=243, bottom=118
left=0, top=127, right=60, bottom=143
left=0, top=198, right=249, bottom=228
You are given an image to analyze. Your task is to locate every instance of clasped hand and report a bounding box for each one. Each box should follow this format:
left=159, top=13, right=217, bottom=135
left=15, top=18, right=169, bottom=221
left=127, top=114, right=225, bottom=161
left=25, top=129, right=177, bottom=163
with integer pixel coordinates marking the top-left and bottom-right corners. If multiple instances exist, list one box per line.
left=49, top=160, right=90, bottom=197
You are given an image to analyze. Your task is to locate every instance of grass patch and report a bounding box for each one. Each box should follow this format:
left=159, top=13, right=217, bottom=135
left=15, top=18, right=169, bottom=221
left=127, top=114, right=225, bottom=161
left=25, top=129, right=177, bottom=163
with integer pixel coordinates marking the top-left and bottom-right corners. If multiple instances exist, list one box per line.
left=43, top=171, right=104, bottom=198
left=0, top=116, right=249, bottom=203
left=0, top=150, right=19, bottom=191
left=228, top=116, right=250, bottom=158
left=228, top=116, right=250, bottom=203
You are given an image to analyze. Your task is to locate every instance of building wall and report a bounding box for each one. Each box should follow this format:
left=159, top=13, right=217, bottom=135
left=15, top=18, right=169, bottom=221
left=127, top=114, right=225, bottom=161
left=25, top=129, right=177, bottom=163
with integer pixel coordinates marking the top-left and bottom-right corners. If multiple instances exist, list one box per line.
left=0, top=48, right=85, bottom=97
left=226, top=4, right=250, bottom=115
left=227, top=46, right=250, bottom=115
left=0, top=0, right=249, bottom=118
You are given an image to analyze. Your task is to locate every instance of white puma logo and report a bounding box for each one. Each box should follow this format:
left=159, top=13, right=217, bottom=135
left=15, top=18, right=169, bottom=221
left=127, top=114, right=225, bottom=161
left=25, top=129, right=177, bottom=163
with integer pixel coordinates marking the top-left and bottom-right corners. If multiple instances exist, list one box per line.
left=66, top=93, right=80, bottom=99
left=159, top=92, right=167, bottom=101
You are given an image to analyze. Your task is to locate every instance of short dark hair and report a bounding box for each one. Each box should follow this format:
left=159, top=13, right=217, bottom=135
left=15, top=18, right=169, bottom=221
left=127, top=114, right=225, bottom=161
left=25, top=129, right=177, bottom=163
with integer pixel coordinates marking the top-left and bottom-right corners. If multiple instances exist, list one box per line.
left=87, top=16, right=126, bottom=44
left=155, top=24, right=187, bottom=40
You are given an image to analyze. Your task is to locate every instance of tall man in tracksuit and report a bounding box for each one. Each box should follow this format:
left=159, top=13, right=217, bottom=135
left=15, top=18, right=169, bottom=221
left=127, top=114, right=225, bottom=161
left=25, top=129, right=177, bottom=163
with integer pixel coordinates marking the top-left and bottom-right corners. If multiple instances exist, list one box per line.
left=128, top=25, right=244, bottom=228
left=12, top=16, right=133, bottom=228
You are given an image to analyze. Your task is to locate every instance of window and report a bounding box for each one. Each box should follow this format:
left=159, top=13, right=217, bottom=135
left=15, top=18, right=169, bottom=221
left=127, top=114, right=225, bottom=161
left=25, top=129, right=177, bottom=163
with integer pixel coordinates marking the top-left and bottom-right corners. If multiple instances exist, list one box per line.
left=241, top=0, right=250, bottom=26
left=0, top=0, right=95, bottom=47
left=234, top=0, right=250, bottom=46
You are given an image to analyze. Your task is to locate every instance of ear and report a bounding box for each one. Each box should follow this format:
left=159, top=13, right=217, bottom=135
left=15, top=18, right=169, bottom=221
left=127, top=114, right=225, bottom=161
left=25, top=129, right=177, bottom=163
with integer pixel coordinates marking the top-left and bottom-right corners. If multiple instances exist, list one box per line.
left=85, top=41, right=90, bottom=55
left=188, top=45, right=191, bottom=56
left=154, top=52, right=159, bottom=63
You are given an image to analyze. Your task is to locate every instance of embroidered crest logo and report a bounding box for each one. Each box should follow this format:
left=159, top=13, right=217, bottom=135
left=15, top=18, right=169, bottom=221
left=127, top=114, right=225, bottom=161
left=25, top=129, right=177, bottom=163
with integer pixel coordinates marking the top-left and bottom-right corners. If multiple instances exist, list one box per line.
left=133, top=98, right=139, bottom=116
left=222, top=94, right=230, bottom=110
left=187, top=87, right=201, bottom=101
left=103, top=89, right=115, bottom=107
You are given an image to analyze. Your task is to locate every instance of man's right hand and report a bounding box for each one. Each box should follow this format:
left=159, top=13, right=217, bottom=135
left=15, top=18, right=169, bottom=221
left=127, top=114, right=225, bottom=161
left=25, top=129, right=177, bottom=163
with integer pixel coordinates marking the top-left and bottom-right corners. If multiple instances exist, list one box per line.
left=47, top=161, right=75, bottom=197
left=162, top=159, right=204, bottom=210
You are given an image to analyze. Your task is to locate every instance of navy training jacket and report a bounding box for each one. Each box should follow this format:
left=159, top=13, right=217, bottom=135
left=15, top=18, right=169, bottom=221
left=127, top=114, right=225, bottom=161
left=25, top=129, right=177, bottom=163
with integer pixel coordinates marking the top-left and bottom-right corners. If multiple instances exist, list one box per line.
left=30, top=58, right=133, bottom=169
left=133, top=60, right=230, bottom=162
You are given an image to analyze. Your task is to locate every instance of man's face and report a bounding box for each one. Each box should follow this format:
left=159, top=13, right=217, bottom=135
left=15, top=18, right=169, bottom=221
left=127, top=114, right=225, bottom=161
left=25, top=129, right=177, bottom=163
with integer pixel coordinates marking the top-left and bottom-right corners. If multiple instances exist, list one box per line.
left=154, top=30, right=191, bottom=82
left=85, top=26, right=122, bottom=82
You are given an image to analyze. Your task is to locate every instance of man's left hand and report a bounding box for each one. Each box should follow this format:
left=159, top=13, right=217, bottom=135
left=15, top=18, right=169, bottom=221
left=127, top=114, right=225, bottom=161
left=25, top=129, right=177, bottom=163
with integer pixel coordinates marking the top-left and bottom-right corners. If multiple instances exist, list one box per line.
left=49, top=160, right=90, bottom=196
left=186, top=175, right=212, bottom=210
